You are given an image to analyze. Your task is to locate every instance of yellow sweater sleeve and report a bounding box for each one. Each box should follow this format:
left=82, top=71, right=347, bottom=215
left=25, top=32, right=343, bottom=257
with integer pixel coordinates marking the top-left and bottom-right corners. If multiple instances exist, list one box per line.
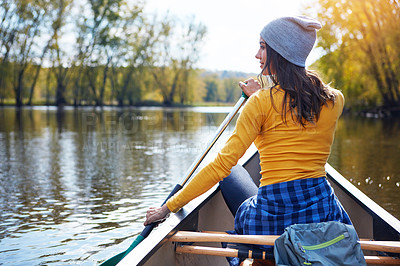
left=166, top=93, right=266, bottom=212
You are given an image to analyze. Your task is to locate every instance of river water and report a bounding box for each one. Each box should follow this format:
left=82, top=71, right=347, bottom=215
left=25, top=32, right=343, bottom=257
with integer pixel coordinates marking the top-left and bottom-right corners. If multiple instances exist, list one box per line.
left=0, top=106, right=399, bottom=265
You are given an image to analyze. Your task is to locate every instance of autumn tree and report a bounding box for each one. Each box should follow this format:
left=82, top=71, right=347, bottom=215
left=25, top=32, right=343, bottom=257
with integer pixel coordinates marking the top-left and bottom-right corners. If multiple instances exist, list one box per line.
left=76, top=0, right=141, bottom=106
left=222, top=77, right=241, bottom=103
left=27, top=0, right=70, bottom=105
left=109, top=14, right=158, bottom=106
left=203, top=75, right=218, bottom=102
left=150, top=17, right=207, bottom=105
left=1, top=0, right=46, bottom=106
left=313, top=0, right=400, bottom=111
left=0, top=0, right=16, bottom=104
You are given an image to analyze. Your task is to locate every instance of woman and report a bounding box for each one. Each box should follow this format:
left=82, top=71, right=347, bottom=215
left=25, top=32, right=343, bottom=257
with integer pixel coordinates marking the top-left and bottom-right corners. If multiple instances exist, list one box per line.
left=144, top=15, right=351, bottom=260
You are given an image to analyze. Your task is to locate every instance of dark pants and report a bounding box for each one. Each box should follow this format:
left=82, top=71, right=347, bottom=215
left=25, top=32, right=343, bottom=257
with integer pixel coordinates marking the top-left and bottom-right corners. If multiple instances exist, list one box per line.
left=219, top=164, right=258, bottom=216
left=219, top=165, right=260, bottom=266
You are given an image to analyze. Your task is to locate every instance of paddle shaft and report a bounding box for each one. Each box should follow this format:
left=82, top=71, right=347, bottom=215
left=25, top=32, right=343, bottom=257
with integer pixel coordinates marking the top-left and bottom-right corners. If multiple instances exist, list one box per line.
left=143, top=92, right=248, bottom=237
left=100, top=92, right=248, bottom=265
left=180, top=93, right=248, bottom=187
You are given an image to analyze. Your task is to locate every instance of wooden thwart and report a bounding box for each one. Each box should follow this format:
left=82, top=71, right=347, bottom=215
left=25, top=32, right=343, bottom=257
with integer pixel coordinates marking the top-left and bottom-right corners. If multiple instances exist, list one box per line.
left=169, top=231, right=400, bottom=254
left=359, top=240, right=400, bottom=254
left=175, top=245, right=400, bottom=265
left=170, top=231, right=277, bottom=246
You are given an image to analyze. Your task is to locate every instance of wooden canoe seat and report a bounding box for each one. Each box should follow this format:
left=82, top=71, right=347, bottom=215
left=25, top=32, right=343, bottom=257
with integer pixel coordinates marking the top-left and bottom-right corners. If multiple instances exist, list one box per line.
left=169, top=231, right=400, bottom=265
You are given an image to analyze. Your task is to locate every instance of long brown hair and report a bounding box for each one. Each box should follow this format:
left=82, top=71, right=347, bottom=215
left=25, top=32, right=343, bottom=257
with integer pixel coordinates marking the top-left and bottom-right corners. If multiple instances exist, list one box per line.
left=259, top=43, right=336, bottom=127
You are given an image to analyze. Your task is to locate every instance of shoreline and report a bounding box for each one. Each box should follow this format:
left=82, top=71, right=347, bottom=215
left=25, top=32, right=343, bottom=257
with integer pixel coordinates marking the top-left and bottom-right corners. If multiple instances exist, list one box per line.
left=2, top=103, right=400, bottom=118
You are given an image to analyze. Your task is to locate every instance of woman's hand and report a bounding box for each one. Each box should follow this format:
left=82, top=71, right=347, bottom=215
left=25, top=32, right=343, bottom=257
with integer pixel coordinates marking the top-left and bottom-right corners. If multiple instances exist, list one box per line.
left=239, top=78, right=262, bottom=97
left=144, top=204, right=171, bottom=226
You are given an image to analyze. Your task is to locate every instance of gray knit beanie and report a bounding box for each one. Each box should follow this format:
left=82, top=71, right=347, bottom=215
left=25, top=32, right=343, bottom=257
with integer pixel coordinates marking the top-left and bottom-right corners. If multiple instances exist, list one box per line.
left=260, top=16, right=322, bottom=67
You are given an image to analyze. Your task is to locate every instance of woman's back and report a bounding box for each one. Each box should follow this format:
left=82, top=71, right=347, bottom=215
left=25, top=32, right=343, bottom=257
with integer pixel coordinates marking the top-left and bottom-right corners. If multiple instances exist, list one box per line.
left=251, top=87, right=344, bottom=185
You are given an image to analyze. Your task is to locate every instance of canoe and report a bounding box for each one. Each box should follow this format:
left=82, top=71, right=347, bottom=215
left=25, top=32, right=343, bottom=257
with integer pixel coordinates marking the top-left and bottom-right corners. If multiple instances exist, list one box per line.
left=116, top=144, right=400, bottom=265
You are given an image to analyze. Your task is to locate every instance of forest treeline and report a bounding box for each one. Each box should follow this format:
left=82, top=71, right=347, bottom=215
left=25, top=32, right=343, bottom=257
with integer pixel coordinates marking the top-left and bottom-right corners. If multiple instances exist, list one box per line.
left=1, top=0, right=399, bottom=112
left=0, top=0, right=249, bottom=107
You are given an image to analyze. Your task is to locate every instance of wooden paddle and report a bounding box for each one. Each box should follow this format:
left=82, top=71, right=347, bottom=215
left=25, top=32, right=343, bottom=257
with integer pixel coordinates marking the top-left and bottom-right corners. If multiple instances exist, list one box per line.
left=169, top=231, right=400, bottom=254
left=100, top=92, right=249, bottom=266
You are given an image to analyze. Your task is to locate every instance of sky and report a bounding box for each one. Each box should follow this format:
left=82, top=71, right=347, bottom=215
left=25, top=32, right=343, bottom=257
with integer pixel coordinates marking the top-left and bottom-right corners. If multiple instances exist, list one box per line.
left=143, top=0, right=317, bottom=73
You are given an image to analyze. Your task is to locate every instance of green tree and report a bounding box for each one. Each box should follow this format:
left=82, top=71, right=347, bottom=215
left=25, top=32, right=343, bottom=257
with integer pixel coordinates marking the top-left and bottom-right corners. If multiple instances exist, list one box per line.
left=0, top=0, right=64, bottom=106
left=204, top=78, right=218, bottom=102
left=3, top=0, right=46, bottom=106
left=150, top=16, right=207, bottom=105
left=0, top=0, right=17, bottom=104
left=84, top=0, right=132, bottom=106
left=26, top=0, right=68, bottom=105
left=222, top=77, right=240, bottom=103
left=110, top=14, right=157, bottom=106
left=176, top=19, right=207, bottom=104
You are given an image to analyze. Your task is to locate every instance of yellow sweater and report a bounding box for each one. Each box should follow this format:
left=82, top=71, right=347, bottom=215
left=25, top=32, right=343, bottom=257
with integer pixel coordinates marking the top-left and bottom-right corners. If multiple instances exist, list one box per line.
left=166, top=87, right=344, bottom=212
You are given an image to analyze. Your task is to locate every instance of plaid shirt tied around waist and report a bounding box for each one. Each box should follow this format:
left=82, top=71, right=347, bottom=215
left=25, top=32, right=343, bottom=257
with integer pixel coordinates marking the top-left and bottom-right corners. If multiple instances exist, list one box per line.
left=234, top=176, right=351, bottom=251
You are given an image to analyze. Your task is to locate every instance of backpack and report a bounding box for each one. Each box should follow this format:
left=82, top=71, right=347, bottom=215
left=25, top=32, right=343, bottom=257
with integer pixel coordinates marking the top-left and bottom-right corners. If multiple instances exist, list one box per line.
left=274, top=221, right=367, bottom=266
